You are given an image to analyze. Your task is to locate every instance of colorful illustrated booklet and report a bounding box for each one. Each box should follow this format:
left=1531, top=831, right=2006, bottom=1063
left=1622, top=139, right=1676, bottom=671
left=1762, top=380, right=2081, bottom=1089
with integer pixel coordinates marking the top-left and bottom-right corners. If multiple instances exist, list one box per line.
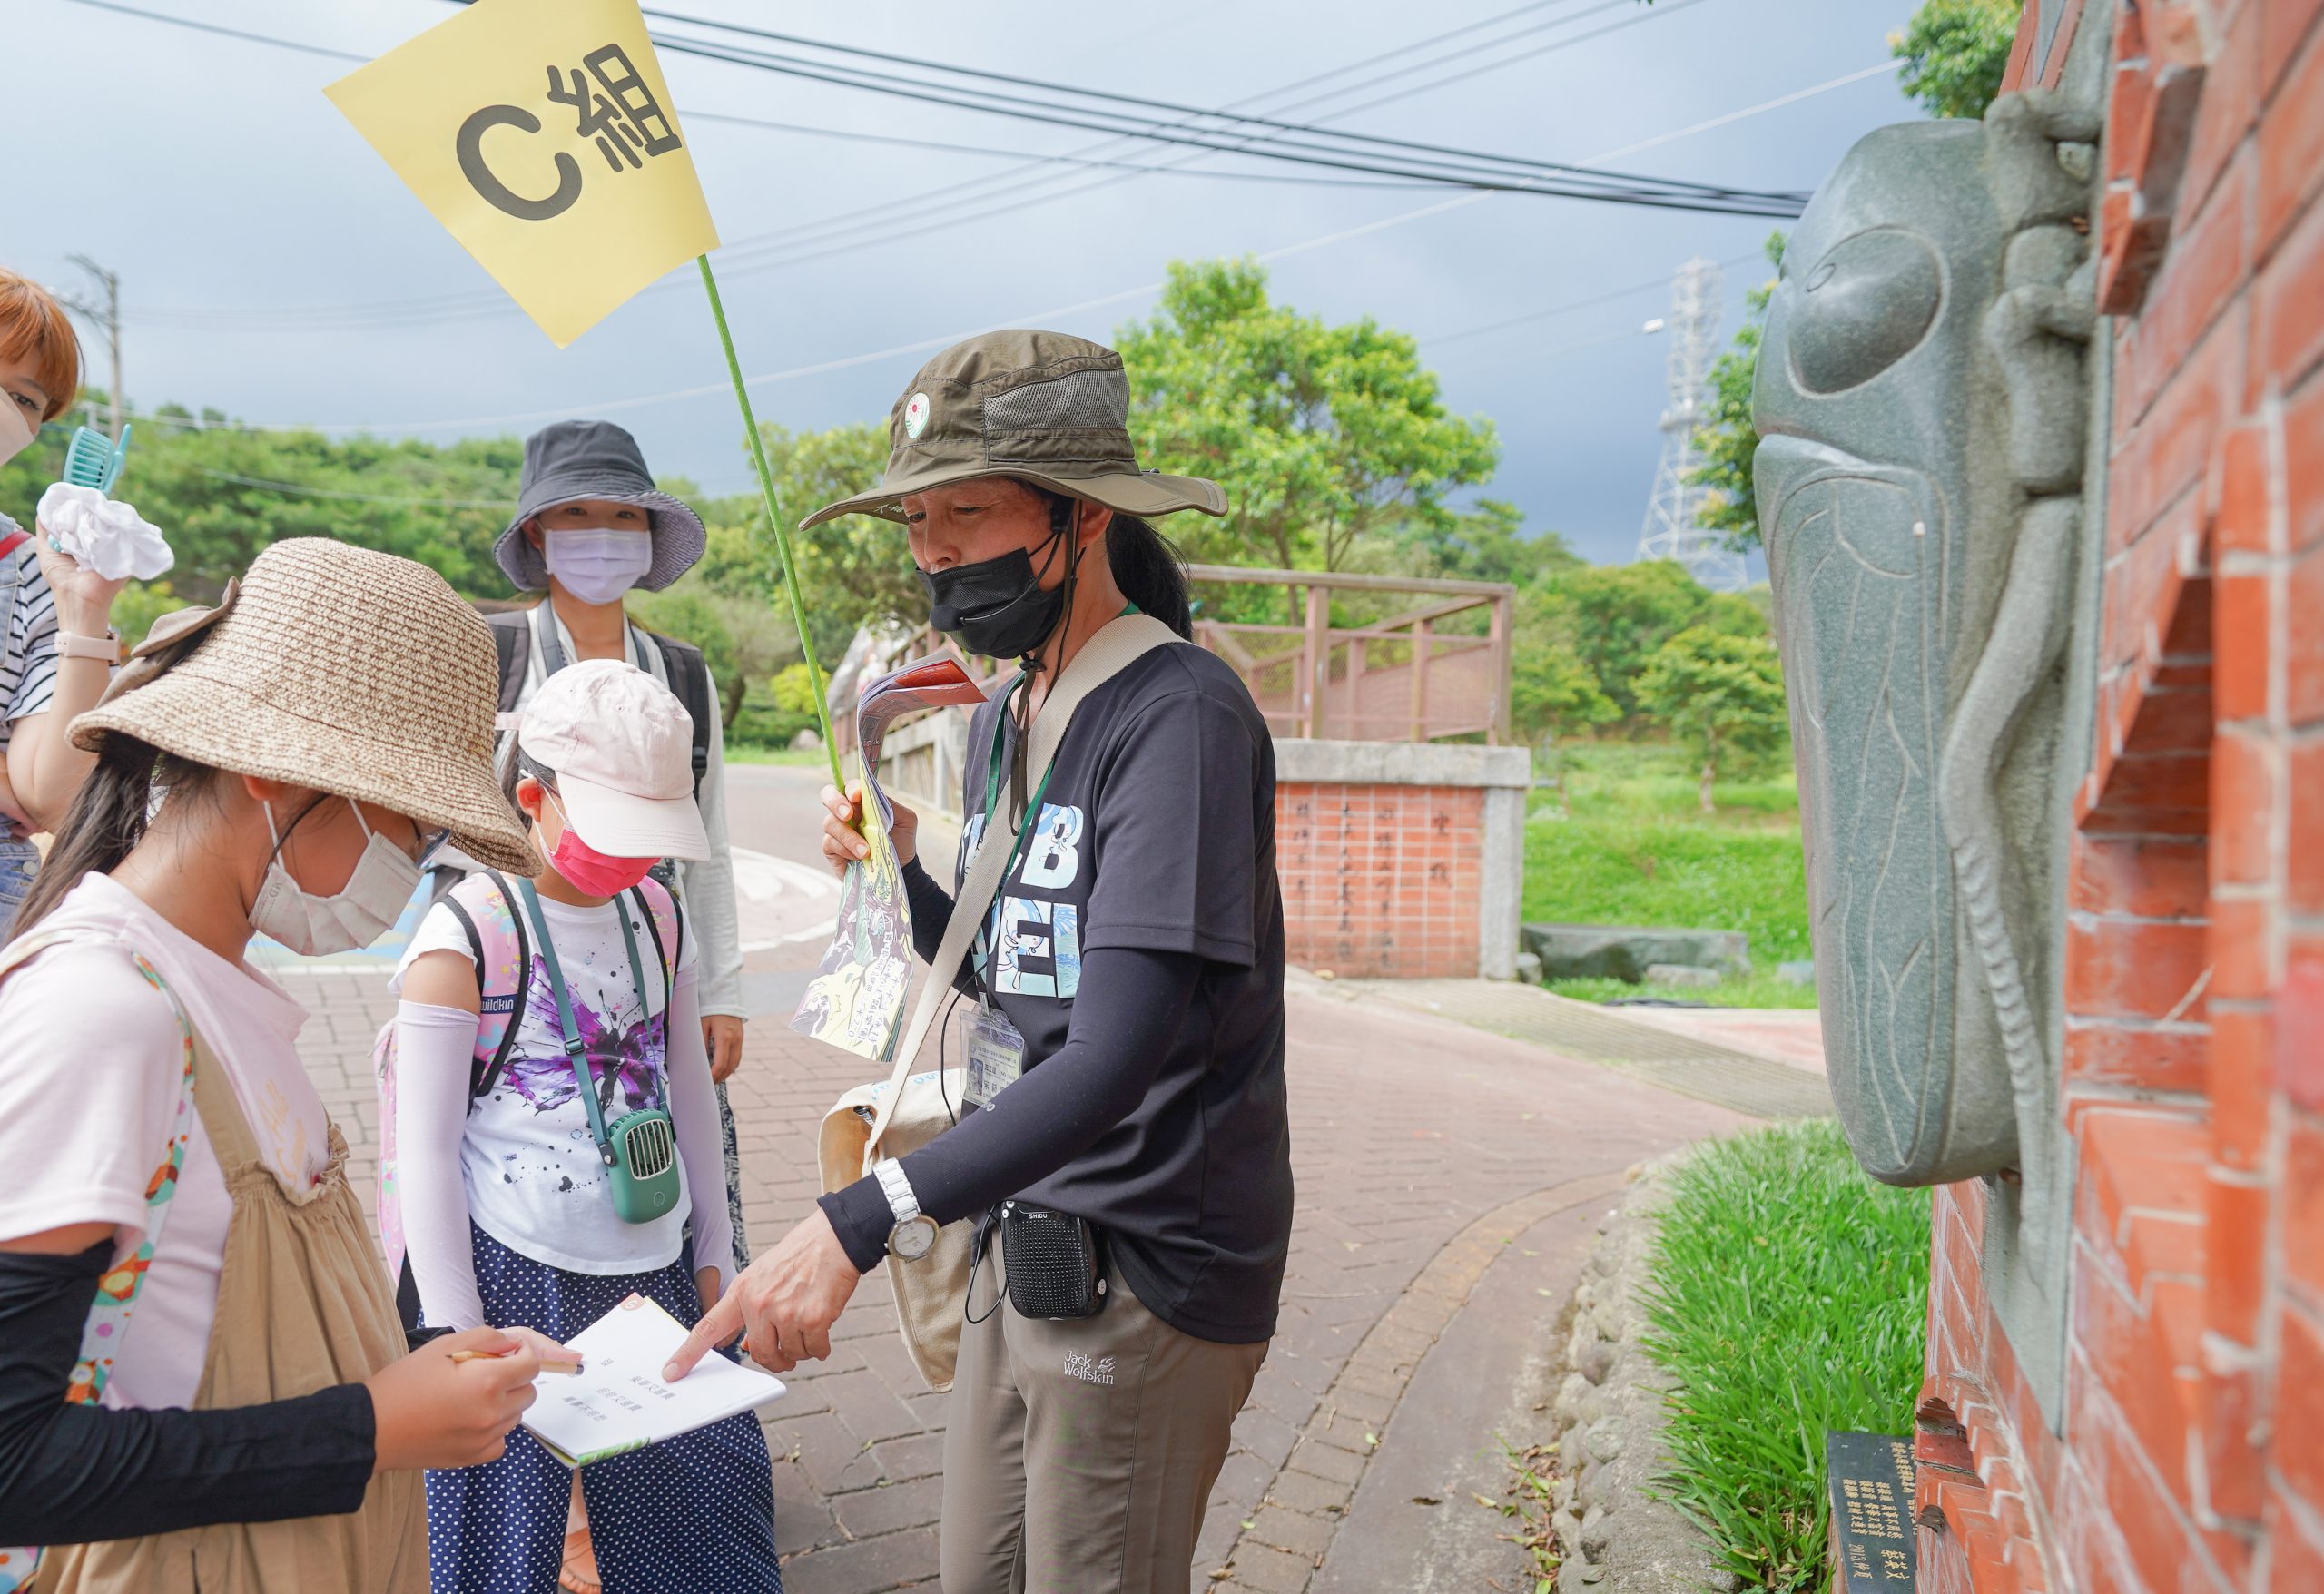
left=521, top=1293, right=786, bottom=1468
left=792, top=654, right=987, bottom=1060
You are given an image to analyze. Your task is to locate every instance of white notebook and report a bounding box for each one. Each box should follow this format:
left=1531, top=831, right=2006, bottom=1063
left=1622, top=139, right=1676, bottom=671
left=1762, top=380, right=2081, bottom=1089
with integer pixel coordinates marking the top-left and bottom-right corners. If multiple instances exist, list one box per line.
left=522, top=1293, right=786, bottom=1468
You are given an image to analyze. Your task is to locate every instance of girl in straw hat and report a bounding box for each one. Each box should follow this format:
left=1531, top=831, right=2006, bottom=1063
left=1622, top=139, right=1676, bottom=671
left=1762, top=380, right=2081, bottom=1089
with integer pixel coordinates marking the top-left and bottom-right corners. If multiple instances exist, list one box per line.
left=0, top=537, right=575, bottom=1594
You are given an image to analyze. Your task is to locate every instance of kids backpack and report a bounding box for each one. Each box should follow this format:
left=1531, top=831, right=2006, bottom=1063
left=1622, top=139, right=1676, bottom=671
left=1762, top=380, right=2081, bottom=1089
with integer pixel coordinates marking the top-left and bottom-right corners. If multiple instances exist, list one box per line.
left=373, top=868, right=682, bottom=1329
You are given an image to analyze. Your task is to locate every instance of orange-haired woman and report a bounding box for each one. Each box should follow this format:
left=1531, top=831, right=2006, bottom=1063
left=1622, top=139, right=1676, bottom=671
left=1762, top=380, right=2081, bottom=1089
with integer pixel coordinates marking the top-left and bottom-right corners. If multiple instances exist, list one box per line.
left=0, top=269, right=128, bottom=928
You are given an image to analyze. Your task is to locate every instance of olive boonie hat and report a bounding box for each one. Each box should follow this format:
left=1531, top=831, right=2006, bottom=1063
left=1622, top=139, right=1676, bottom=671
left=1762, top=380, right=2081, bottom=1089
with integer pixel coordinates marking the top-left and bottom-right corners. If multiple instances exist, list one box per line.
left=798, top=330, right=1227, bottom=530
left=71, top=537, right=539, bottom=876
left=493, top=418, right=707, bottom=594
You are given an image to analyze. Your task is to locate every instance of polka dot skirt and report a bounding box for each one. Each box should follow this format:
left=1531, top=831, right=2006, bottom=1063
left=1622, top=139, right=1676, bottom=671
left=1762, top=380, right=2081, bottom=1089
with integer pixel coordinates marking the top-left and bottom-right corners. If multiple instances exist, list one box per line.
left=425, top=1224, right=781, bottom=1594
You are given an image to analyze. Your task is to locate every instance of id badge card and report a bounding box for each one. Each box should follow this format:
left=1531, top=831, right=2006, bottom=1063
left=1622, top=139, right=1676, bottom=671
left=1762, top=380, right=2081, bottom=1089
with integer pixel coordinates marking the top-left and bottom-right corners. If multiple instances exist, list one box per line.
left=959, top=1002, right=1026, bottom=1109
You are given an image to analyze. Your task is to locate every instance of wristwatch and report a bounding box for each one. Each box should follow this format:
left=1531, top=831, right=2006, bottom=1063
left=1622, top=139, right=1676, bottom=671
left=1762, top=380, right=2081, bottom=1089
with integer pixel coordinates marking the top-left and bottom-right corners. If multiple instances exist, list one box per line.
left=56, top=629, right=120, bottom=664
left=875, top=1160, right=938, bottom=1262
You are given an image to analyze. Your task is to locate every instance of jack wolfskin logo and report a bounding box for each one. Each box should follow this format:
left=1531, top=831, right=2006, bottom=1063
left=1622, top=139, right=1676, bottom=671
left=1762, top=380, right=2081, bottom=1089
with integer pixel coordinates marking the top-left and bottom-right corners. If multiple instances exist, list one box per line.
left=1063, top=1352, right=1117, bottom=1386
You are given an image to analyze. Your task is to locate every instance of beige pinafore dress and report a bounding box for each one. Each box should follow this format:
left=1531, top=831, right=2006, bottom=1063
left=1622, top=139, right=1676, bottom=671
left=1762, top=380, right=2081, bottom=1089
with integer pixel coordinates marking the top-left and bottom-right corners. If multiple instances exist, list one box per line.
left=44, top=1021, right=427, bottom=1594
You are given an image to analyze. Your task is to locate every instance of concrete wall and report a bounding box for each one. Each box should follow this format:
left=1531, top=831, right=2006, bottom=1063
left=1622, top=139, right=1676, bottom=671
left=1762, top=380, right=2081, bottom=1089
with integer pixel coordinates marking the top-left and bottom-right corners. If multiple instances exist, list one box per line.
left=1916, top=5, right=2324, bottom=1590
left=878, top=720, right=1529, bottom=980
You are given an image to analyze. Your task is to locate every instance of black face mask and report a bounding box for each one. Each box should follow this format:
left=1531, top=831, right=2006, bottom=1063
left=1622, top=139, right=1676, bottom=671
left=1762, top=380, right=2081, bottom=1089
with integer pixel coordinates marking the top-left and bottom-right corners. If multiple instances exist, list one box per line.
left=919, top=525, right=1071, bottom=660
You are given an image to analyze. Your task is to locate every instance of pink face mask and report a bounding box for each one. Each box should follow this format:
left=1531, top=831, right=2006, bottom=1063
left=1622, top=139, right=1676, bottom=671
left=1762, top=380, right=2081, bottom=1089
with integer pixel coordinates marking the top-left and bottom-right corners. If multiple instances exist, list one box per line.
left=537, top=792, right=655, bottom=897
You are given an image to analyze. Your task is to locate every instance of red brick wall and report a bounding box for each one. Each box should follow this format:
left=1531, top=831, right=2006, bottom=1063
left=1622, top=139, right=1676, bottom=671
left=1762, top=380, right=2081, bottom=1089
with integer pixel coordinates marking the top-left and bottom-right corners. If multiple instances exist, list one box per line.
left=1275, top=782, right=1484, bottom=979
left=1915, top=2, right=2324, bottom=1588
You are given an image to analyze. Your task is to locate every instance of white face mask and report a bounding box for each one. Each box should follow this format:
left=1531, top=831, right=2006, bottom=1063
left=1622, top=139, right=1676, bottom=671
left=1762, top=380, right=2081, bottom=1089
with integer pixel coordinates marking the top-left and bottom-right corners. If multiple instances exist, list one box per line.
left=250, top=798, right=423, bottom=956
left=543, top=526, right=655, bottom=605
left=0, top=398, right=34, bottom=472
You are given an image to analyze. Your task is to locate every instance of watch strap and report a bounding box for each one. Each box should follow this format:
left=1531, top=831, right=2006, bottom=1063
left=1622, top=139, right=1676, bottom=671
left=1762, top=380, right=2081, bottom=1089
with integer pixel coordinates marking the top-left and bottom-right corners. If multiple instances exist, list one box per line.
left=55, top=629, right=121, bottom=664
left=875, top=1159, right=921, bottom=1226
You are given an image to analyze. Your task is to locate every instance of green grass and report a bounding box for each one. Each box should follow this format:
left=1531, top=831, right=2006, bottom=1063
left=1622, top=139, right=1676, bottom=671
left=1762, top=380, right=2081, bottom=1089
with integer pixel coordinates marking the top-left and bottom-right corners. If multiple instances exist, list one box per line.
left=1542, top=970, right=1819, bottom=1009
left=1523, top=816, right=1810, bottom=966
left=1639, top=1121, right=1930, bottom=1591
left=1521, top=741, right=1810, bottom=1008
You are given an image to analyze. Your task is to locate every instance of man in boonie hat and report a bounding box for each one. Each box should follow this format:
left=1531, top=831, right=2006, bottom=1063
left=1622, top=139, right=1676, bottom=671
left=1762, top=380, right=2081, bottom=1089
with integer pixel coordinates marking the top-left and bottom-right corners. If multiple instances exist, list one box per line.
left=475, top=418, right=751, bottom=1594
left=677, top=332, right=1295, bottom=1594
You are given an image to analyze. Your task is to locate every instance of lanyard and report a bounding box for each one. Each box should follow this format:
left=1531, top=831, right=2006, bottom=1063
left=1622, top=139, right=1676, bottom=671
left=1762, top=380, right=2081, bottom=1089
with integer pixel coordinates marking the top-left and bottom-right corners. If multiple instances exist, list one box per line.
left=969, top=604, right=1136, bottom=997
left=517, top=876, right=655, bottom=1165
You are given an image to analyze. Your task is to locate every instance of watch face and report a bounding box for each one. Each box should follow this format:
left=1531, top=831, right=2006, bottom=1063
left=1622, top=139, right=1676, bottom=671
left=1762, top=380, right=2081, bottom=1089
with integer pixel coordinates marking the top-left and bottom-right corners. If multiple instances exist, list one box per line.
left=892, top=1216, right=938, bottom=1262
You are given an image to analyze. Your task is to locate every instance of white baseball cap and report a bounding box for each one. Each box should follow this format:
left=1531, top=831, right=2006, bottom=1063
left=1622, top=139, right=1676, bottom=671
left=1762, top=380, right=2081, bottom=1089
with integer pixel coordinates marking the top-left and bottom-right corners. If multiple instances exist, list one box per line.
left=516, top=659, right=710, bottom=861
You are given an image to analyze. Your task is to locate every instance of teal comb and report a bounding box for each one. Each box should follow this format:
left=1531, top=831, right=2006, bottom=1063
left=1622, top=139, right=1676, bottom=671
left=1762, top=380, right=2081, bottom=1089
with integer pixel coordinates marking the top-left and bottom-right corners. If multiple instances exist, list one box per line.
left=62, top=425, right=131, bottom=494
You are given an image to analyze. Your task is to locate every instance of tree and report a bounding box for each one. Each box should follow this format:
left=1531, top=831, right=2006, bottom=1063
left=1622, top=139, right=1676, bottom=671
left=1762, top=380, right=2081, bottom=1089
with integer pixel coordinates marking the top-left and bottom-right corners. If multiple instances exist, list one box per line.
left=1533, top=558, right=1748, bottom=723
left=1632, top=625, right=1789, bottom=812
left=1689, top=231, right=1786, bottom=553
left=0, top=407, right=521, bottom=604
left=1894, top=0, right=2022, bottom=121
left=1399, top=497, right=1581, bottom=587
left=709, top=422, right=922, bottom=665
left=1117, top=258, right=1500, bottom=615
left=627, top=573, right=798, bottom=730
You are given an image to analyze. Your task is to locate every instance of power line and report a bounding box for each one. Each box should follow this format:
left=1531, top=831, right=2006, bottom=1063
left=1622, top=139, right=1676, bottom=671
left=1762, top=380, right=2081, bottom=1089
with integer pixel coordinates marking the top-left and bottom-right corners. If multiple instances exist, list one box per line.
left=134, top=59, right=1878, bottom=438
left=614, top=21, right=1805, bottom=213
left=638, top=0, right=1793, bottom=204
left=84, top=0, right=1793, bottom=333
left=192, top=468, right=517, bottom=508
left=83, top=0, right=1791, bottom=331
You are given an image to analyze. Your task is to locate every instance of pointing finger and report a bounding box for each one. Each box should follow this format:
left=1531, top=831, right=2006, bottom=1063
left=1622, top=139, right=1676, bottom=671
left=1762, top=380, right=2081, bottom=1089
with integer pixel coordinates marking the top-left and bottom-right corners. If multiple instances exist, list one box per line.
left=664, top=1287, right=744, bottom=1382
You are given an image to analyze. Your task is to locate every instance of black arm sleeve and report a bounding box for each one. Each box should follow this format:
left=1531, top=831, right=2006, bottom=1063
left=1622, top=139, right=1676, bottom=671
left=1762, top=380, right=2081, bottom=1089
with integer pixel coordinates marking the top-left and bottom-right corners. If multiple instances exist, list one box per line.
left=819, top=944, right=1201, bottom=1273
left=0, top=1242, right=378, bottom=1545
left=900, top=855, right=955, bottom=968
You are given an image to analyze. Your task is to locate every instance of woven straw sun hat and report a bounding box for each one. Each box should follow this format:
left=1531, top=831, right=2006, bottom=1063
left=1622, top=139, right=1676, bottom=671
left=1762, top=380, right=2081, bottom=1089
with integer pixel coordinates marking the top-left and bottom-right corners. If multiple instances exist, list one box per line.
left=70, top=537, right=538, bottom=875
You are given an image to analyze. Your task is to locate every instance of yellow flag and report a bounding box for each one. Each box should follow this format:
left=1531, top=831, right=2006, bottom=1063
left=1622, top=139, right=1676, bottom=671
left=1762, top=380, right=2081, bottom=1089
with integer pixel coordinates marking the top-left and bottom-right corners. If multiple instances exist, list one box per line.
left=325, top=0, right=719, bottom=348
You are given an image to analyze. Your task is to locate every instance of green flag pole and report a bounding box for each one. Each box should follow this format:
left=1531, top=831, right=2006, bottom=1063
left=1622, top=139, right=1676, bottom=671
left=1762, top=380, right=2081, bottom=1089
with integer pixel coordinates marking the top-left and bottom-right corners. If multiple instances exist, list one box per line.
left=695, top=254, right=846, bottom=796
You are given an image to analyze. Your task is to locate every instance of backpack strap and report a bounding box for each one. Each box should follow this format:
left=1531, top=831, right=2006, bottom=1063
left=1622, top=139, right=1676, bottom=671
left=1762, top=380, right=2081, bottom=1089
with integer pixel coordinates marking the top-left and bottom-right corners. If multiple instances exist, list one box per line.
left=443, top=871, right=531, bottom=1097
left=645, top=630, right=714, bottom=801
left=485, top=610, right=531, bottom=713
left=627, top=878, right=682, bottom=1016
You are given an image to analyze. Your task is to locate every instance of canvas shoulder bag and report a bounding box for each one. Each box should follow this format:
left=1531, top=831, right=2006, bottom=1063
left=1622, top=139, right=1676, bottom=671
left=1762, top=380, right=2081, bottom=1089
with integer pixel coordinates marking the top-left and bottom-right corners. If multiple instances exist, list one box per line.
left=817, top=612, right=1182, bottom=1392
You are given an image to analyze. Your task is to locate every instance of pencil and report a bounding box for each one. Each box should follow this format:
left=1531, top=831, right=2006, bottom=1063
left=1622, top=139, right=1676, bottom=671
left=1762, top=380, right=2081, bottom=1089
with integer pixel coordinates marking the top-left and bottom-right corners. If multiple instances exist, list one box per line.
left=448, top=1349, right=584, bottom=1376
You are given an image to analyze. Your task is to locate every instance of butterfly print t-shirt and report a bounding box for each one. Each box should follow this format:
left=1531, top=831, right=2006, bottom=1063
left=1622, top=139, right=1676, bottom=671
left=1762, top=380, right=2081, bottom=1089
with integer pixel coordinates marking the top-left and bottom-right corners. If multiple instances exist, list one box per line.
left=398, top=891, right=697, bottom=1275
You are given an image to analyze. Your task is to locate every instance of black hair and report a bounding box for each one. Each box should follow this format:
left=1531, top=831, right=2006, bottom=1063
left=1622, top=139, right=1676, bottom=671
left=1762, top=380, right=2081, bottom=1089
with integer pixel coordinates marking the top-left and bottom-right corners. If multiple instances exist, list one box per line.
left=1027, top=485, right=1193, bottom=640
left=13, top=737, right=327, bottom=932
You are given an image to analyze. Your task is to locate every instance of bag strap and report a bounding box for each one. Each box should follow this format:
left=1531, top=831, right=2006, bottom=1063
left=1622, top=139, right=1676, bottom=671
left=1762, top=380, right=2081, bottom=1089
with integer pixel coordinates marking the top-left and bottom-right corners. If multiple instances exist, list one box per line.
left=486, top=610, right=529, bottom=713
left=0, top=935, right=199, bottom=1405
left=450, top=872, right=532, bottom=1097
left=515, top=876, right=651, bottom=1160
left=647, top=632, right=715, bottom=800
left=862, top=613, right=1181, bottom=1157
left=628, top=881, right=676, bottom=1015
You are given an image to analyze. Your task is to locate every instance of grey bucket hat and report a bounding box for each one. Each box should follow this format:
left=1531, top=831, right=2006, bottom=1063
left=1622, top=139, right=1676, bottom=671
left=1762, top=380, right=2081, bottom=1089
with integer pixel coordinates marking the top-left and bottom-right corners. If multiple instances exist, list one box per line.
left=799, top=330, right=1226, bottom=530
left=493, top=418, right=707, bottom=594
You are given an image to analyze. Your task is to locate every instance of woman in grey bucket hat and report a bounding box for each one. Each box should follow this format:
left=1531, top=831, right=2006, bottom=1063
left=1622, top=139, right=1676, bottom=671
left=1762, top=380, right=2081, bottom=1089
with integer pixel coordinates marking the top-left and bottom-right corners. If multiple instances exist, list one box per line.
left=675, top=331, right=1293, bottom=1594
left=474, top=418, right=754, bottom=1594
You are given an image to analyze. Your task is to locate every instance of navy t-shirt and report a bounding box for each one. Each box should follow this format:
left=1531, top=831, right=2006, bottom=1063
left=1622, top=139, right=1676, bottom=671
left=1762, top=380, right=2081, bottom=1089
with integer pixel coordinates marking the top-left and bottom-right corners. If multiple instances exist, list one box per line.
left=952, top=643, right=1292, bottom=1343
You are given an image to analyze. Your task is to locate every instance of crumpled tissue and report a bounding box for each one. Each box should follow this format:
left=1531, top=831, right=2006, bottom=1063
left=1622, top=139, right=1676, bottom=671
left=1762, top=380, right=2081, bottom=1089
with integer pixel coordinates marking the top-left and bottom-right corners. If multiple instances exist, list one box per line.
left=35, top=483, right=174, bottom=582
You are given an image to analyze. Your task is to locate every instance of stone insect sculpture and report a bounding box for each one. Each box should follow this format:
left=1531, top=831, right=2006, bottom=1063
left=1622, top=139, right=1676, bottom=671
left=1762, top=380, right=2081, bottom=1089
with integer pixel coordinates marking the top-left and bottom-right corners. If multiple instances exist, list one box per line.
left=1753, top=89, right=2102, bottom=1268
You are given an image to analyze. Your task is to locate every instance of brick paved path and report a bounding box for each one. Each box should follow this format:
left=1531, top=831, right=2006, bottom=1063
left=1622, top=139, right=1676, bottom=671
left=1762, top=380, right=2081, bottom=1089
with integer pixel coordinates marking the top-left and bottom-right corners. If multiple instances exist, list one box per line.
left=285, top=767, right=1765, bottom=1594
left=294, top=952, right=1748, bottom=1593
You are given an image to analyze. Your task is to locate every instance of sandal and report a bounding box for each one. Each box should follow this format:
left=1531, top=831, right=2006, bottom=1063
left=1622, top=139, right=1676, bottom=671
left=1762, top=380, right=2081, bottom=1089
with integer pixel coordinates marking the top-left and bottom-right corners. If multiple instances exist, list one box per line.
left=558, top=1525, right=603, bottom=1594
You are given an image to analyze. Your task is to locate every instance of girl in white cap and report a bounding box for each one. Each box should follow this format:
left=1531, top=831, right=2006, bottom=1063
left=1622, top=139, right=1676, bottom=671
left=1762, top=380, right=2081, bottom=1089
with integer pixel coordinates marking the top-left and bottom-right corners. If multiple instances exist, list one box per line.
left=0, top=537, right=569, bottom=1594
left=394, top=659, right=777, bottom=1594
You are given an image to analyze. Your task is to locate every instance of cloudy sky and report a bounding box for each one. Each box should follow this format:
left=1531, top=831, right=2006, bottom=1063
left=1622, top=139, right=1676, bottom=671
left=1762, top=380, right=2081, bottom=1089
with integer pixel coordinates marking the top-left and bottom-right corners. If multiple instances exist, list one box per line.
left=4, top=0, right=1922, bottom=566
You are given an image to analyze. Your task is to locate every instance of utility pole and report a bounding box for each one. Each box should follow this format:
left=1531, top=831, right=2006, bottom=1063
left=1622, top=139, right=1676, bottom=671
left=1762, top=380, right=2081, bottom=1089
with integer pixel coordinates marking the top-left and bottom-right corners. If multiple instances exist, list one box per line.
left=57, top=257, right=123, bottom=440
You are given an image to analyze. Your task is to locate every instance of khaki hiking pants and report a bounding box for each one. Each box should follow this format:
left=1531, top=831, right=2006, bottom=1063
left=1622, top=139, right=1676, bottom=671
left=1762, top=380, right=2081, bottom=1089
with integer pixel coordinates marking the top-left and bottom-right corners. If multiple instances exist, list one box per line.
left=940, top=1244, right=1266, bottom=1594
